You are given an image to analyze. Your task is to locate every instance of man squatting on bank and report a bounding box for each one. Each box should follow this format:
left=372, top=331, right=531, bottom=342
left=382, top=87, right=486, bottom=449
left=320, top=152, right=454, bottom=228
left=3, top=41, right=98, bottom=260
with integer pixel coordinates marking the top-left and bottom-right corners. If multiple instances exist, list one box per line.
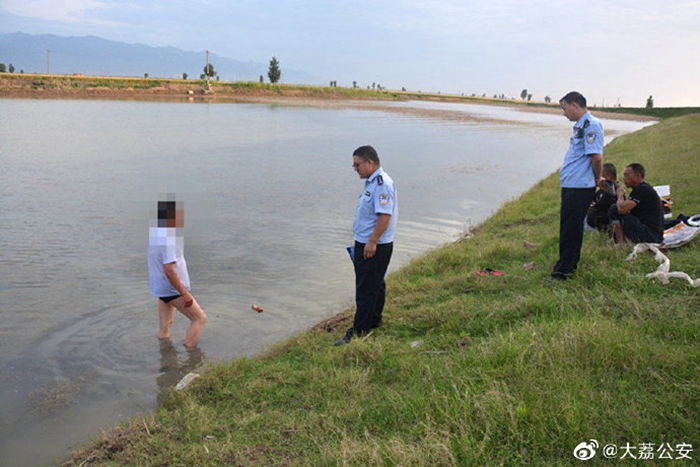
left=336, top=145, right=398, bottom=346
left=608, top=163, right=665, bottom=244
left=552, top=91, right=605, bottom=281
left=148, top=201, right=207, bottom=348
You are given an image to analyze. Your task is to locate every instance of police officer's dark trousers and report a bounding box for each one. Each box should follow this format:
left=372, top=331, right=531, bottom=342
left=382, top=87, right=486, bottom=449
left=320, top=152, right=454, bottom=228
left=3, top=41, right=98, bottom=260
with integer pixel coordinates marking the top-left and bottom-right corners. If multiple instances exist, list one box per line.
left=353, top=241, right=393, bottom=334
left=554, top=187, right=595, bottom=276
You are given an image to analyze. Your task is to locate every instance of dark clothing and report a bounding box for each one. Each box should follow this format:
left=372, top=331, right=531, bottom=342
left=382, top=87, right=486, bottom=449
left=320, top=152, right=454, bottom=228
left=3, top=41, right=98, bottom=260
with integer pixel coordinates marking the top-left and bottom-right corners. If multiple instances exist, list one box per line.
left=159, top=295, right=181, bottom=303
left=607, top=206, right=663, bottom=243
left=628, top=182, right=665, bottom=240
left=553, top=110, right=603, bottom=279
left=553, top=187, right=596, bottom=276
left=353, top=241, right=393, bottom=334
left=586, top=181, right=617, bottom=230
left=607, top=182, right=664, bottom=243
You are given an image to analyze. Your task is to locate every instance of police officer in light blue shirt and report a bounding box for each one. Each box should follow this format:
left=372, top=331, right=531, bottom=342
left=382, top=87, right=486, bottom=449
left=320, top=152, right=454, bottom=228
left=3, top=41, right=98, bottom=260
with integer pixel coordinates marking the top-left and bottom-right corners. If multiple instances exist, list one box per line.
left=552, top=91, right=604, bottom=280
left=353, top=170, right=397, bottom=244
left=336, top=145, right=397, bottom=346
left=559, top=112, right=604, bottom=189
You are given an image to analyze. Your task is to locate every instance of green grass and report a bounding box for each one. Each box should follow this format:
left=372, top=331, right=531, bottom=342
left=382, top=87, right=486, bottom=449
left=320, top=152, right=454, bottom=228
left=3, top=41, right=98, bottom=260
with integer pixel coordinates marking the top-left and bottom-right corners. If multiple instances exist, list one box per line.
left=4, top=74, right=700, bottom=117
left=0, top=73, right=408, bottom=100
left=64, top=114, right=700, bottom=466
left=598, top=106, right=700, bottom=119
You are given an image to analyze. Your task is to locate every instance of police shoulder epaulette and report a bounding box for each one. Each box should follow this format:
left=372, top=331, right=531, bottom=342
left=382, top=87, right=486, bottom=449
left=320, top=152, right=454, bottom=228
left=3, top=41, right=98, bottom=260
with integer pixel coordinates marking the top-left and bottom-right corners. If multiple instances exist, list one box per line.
left=377, top=175, right=384, bottom=185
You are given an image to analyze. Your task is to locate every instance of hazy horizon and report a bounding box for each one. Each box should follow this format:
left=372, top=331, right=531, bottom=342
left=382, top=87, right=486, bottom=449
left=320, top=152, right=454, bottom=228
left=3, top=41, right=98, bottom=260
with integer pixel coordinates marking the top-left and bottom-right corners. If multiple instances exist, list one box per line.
left=1, top=1, right=699, bottom=107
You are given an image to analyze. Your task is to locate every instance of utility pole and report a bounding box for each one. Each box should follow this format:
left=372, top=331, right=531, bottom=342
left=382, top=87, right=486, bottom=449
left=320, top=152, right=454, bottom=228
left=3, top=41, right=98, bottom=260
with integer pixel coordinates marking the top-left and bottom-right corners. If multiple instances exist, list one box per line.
left=206, top=50, right=210, bottom=88
left=47, top=50, right=51, bottom=75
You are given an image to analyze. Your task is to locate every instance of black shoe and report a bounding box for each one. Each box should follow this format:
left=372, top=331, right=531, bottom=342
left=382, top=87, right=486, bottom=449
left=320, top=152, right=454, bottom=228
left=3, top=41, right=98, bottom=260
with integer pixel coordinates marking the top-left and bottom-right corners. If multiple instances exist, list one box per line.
left=550, top=271, right=572, bottom=281
left=370, top=320, right=384, bottom=329
left=334, top=329, right=354, bottom=346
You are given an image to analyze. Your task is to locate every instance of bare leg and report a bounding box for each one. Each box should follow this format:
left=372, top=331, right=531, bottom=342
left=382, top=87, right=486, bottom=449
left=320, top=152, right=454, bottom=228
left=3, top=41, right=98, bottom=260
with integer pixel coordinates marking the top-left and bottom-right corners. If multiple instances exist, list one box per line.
left=157, top=299, right=175, bottom=339
left=611, top=222, right=631, bottom=244
left=172, top=296, right=207, bottom=348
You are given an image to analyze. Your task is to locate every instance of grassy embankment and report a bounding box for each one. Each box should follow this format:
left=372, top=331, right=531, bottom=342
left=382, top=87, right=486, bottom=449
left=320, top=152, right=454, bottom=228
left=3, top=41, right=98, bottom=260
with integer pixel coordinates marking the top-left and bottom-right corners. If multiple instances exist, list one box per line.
left=61, top=107, right=700, bottom=465
left=7, top=73, right=700, bottom=118
left=0, top=73, right=413, bottom=100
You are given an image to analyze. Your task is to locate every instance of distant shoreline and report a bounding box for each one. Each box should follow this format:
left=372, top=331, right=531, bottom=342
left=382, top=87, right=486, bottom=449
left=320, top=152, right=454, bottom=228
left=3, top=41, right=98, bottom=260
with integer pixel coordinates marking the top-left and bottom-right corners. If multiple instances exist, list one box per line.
left=0, top=73, right=661, bottom=122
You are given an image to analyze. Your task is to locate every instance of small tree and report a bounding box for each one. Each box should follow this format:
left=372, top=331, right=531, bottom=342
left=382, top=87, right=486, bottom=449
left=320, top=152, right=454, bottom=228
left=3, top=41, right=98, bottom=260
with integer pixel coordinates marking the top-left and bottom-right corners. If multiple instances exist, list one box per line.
left=268, top=56, right=281, bottom=83
left=646, top=95, right=654, bottom=108
left=8, top=64, right=14, bottom=73
left=520, top=89, right=528, bottom=100
left=259, top=75, right=264, bottom=83
left=182, top=73, right=188, bottom=80
left=203, top=63, right=216, bottom=80
left=0, top=63, right=6, bottom=73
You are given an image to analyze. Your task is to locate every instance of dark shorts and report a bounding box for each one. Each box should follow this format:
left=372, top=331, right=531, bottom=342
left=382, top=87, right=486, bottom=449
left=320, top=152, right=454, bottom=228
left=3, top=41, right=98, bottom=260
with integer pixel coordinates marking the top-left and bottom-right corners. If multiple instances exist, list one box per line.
left=608, top=205, right=663, bottom=243
left=159, top=295, right=181, bottom=303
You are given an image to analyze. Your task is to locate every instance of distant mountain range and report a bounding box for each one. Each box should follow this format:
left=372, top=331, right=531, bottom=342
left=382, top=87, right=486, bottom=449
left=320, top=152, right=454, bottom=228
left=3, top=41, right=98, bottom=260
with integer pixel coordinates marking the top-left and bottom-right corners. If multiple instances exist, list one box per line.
left=0, top=32, right=316, bottom=83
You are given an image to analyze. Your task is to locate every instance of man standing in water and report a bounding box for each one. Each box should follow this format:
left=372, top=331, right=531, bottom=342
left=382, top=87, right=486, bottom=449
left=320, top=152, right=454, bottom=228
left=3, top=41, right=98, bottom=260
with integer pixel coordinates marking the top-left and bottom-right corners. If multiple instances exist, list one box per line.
left=552, top=91, right=605, bottom=281
left=148, top=200, right=207, bottom=347
left=336, top=145, right=397, bottom=346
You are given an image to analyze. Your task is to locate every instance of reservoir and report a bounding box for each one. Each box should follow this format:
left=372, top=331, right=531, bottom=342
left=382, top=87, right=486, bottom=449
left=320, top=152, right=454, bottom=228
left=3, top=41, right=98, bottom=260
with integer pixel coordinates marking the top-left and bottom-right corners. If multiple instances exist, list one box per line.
left=0, top=97, right=651, bottom=466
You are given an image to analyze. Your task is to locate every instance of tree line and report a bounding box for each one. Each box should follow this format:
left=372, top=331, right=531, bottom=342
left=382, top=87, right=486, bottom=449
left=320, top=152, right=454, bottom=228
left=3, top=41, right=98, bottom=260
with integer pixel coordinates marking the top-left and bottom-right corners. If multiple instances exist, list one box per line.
left=0, top=57, right=657, bottom=107
left=0, top=55, right=283, bottom=84
left=0, top=63, right=19, bottom=73
left=180, top=55, right=282, bottom=84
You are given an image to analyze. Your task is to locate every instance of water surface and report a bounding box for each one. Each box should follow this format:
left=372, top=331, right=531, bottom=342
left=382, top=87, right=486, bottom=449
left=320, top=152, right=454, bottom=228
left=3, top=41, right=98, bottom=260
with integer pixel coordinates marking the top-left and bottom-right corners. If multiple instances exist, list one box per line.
left=0, top=98, right=652, bottom=466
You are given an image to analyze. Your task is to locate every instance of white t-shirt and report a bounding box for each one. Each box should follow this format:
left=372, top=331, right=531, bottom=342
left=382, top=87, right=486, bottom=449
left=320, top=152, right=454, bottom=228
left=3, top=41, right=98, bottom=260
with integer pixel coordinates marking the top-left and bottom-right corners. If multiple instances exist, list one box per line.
left=148, top=227, right=191, bottom=297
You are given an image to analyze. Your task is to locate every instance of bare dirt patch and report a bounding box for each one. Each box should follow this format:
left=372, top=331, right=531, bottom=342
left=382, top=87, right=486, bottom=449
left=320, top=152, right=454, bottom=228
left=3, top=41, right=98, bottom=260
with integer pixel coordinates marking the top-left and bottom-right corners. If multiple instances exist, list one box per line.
left=310, top=311, right=353, bottom=333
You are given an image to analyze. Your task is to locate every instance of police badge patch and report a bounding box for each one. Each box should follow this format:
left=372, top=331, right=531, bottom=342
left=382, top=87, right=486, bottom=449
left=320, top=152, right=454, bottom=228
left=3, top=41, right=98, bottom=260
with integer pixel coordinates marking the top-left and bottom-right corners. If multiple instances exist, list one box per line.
left=586, top=132, right=597, bottom=144
left=379, top=193, right=390, bottom=206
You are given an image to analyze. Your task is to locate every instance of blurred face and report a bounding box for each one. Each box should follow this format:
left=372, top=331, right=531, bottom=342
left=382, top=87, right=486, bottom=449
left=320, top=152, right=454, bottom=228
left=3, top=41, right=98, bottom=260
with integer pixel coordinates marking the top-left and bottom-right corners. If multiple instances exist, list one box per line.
left=175, top=206, right=185, bottom=228
left=166, top=202, right=185, bottom=228
left=352, top=156, right=374, bottom=179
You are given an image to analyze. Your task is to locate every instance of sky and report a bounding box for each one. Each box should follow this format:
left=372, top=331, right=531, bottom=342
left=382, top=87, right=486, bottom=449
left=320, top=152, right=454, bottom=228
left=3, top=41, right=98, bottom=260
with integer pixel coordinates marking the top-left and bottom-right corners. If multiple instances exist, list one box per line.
left=1, top=0, right=699, bottom=107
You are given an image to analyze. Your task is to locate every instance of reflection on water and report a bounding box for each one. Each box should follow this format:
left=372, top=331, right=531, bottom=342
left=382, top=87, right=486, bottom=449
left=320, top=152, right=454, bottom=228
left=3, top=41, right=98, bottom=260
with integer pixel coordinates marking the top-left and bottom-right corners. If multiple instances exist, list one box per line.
left=157, top=339, right=205, bottom=401
left=0, top=98, right=652, bottom=467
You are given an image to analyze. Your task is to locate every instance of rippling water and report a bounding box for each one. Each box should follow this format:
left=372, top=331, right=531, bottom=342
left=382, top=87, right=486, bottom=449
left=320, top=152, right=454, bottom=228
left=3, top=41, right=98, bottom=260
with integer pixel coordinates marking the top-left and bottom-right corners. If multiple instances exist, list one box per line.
left=0, top=98, right=652, bottom=466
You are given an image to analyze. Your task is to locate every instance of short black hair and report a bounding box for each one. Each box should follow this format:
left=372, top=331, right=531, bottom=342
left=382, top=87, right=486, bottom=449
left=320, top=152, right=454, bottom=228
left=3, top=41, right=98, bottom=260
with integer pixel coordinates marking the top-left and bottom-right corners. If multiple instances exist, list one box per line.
left=353, top=145, right=380, bottom=165
left=157, top=201, right=177, bottom=227
left=602, top=163, right=617, bottom=179
left=627, top=163, right=645, bottom=179
left=560, top=91, right=587, bottom=108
